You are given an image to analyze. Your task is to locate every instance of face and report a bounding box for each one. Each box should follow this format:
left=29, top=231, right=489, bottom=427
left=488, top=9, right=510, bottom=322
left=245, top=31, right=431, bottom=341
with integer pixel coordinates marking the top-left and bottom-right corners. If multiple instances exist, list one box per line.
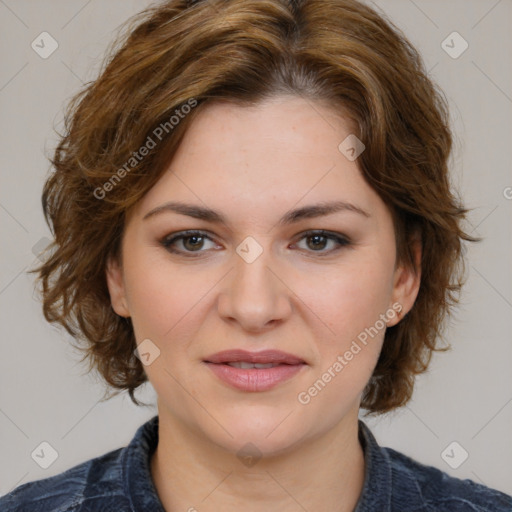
left=106, top=95, right=420, bottom=456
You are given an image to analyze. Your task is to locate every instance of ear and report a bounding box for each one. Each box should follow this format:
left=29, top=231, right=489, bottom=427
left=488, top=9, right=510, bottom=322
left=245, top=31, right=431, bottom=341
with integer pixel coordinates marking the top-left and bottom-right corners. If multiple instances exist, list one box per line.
left=387, top=239, right=421, bottom=327
left=105, top=255, right=130, bottom=318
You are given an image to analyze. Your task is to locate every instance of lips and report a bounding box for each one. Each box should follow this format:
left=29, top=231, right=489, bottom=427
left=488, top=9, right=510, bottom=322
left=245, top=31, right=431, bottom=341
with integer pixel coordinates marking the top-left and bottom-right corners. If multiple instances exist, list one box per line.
left=204, top=349, right=305, bottom=365
left=203, top=349, right=307, bottom=392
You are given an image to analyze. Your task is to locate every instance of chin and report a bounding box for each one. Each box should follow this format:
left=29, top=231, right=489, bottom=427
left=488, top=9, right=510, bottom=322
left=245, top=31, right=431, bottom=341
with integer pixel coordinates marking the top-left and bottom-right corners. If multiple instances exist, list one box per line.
left=198, top=403, right=316, bottom=457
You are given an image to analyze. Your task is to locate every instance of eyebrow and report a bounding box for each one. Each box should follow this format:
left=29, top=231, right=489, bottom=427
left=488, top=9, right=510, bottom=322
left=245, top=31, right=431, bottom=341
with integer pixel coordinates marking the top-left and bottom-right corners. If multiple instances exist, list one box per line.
left=142, top=200, right=370, bottom=226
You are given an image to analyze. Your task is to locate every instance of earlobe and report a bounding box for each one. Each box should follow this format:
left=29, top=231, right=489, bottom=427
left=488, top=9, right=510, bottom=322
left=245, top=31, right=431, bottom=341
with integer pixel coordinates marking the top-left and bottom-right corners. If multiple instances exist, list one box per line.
left=105, top=256, right=130, bottom=318
left=387, top=240, right=422, bottom=328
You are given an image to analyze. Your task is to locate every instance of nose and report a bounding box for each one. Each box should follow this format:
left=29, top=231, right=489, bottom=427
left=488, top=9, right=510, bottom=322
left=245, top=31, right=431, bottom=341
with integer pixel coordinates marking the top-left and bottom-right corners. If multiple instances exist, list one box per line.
left=217, top=237, right=293, bottom=333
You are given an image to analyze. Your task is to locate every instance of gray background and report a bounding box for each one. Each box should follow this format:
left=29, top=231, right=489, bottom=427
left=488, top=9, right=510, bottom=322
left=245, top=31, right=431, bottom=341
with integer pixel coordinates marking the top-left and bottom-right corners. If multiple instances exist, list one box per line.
left=1, top=0, right=511, bottom=498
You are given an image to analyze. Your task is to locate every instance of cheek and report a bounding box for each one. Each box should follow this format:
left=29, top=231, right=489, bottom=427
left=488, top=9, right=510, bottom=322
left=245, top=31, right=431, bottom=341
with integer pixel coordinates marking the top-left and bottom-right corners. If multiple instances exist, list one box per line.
left=123, top=252, right=206, bottom=343
left=292, top=261, right=393, bottom=417
left=296, top=254, right=395, bottom=347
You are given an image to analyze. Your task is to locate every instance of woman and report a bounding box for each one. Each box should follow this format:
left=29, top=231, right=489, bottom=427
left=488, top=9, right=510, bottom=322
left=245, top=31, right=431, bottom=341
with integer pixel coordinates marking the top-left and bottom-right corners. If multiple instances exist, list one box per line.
left=1, top=0, right=511, bottom=510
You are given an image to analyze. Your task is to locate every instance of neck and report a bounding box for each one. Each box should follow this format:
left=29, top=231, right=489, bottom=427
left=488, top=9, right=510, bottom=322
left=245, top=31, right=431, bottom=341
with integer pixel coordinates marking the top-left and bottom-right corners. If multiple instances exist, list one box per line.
left=150, top=405, right=366, bottom=512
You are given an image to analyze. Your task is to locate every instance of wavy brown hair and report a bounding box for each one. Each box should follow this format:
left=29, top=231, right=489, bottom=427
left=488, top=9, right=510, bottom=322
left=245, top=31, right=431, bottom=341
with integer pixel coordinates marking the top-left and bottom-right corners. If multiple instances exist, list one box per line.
left=30, top=0, right=478, bottom=412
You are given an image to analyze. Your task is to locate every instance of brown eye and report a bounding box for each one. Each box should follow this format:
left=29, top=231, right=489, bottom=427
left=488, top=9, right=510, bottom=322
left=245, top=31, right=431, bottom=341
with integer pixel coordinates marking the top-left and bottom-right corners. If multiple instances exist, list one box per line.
left=306, top=234, right=329, bottom=251
left=161, top=230, right=217, bottom=256
left=294, top=230, right=350, bottom=255
left=181, top=234, right=205, bottom=251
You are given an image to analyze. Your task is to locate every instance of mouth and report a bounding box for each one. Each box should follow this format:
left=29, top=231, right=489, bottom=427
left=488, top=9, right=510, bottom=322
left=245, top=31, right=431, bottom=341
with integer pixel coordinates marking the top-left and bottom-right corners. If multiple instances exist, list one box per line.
left=222, top=361, right=284, bottom=369
left=203, top=349, right=307, bottom=392
left=204, top=349, right=306, bottom=365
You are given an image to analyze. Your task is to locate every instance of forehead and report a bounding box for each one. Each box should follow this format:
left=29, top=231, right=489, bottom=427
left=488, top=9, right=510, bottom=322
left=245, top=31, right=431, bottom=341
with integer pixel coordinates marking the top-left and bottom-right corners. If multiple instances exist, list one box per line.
left=173, top=95, right=357, bottom=169
left=132, top=96, right=384, bottom=224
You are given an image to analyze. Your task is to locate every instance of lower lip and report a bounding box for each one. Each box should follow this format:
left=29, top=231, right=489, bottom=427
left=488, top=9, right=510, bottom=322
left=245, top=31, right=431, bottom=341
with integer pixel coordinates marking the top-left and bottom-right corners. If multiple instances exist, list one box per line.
left=204, top=362, right=306, bottom=392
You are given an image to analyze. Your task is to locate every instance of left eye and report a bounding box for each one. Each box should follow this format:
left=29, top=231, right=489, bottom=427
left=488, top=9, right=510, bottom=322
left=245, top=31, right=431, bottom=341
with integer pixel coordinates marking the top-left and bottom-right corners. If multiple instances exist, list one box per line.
left=160, top=230, right=350, bottom=256
left=294, top=231, right=350, bottom=253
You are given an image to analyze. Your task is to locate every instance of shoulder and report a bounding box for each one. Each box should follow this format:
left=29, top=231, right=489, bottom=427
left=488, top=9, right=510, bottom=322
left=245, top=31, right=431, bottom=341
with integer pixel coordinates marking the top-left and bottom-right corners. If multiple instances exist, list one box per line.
left=0, top=446, right=131, bottom=512
left=385, top=446, right=512, bottom=512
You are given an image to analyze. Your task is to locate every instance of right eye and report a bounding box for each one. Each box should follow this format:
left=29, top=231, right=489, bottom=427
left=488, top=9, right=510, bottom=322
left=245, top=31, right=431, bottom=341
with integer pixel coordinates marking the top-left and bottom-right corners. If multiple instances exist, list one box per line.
left=160, top=230, right=220, bottom=256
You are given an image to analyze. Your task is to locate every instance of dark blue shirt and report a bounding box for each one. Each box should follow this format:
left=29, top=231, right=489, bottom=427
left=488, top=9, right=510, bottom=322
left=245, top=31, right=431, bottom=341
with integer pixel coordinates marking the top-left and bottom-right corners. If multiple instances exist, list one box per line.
left=1, top=415, right=511, bottom=511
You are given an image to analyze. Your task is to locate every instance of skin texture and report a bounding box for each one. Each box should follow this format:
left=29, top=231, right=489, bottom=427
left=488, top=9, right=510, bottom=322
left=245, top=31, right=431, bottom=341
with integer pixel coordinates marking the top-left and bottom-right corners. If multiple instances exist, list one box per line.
left=106, top=95, right=421, bottom=512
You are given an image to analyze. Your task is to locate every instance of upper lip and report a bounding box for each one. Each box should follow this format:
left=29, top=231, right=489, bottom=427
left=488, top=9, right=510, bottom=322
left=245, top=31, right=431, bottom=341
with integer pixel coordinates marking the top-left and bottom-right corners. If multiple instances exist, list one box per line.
left=204, top=349, right=305, bottom=365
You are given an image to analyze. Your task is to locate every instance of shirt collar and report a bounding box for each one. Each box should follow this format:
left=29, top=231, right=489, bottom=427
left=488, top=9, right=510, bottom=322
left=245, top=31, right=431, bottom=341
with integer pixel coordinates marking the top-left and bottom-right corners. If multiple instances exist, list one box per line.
left=354, top=419, right=393, bottom=511
left=123, top=415, right=165, bottom=512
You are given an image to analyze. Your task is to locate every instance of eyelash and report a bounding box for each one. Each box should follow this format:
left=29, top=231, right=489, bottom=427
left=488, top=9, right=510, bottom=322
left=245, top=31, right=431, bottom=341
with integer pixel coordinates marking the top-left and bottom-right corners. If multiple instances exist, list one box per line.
left=160, top=229, right=351, bottom=257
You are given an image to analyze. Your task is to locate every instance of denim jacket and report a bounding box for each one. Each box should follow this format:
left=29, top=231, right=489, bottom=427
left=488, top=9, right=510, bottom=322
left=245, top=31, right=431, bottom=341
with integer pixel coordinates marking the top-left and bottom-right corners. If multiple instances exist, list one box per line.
left=1, top=415, right=511, bottom=511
